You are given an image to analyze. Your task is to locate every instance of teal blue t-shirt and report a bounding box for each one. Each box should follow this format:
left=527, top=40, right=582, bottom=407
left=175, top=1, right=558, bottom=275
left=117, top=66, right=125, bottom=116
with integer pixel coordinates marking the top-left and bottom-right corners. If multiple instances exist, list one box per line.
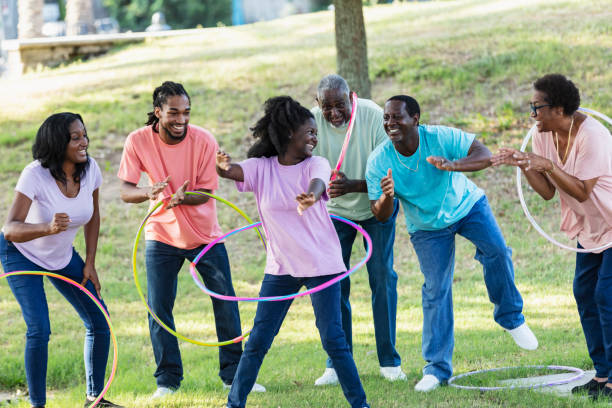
left=365, top=124, right=484, bottom=233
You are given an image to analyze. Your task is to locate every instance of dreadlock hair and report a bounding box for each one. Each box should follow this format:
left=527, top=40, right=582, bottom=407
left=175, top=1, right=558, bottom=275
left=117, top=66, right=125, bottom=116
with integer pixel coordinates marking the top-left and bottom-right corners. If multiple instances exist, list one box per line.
left=247, top=96, right=314, bottom=158
left=533, top=74, right=580, bottom=116
left=387, top=95, right=421, bottom=125
left=146, top=81, right=191, bottom=131
left=32, top=112, right=90, bottom=184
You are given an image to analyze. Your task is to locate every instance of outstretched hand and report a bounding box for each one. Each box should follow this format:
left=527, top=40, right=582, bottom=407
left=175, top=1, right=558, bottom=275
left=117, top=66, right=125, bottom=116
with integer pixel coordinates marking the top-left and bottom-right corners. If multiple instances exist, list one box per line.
left=148, top=176, right=170, bottom=200
left=296, top=192, right=316, bottom=216
left=166, top=180, right=189, bottom=209
left=426, top=156, right=456, bottom=171
left=216, top=150, right=232, bottom=171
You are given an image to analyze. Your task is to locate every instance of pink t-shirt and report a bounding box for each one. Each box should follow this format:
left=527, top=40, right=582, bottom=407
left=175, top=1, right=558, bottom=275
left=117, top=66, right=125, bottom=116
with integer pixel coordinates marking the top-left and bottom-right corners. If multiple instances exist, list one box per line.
left=10, top=158, right=102, bottom=270
left=117, top=125, right=223, bottom=249
left=236, top=155, right=346, bottom=277
left=532, top=116, right=612, bottom=252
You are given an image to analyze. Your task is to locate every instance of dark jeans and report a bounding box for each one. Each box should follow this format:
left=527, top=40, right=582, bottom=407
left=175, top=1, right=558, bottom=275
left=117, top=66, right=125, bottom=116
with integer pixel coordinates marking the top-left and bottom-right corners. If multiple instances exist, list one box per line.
left=409, top=196, right=525, bottom=381
left=574, top=243, right=612, bottom=380
left=145, top=240, right=242, bottom=388
left=227, top=273, right=369, bottom=408
left=328, top=199, right=401, bottom=368
left=0, top=233, right=110, bottom=407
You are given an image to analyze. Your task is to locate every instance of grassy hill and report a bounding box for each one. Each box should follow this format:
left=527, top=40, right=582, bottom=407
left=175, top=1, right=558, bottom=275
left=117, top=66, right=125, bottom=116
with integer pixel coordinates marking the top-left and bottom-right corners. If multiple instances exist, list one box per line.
left=0, top=0, right=611, bottom=406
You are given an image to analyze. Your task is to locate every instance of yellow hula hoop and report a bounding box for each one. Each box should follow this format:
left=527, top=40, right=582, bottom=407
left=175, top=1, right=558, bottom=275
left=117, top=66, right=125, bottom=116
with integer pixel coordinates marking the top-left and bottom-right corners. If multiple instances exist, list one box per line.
left=132, top=191, right=265, bottom=346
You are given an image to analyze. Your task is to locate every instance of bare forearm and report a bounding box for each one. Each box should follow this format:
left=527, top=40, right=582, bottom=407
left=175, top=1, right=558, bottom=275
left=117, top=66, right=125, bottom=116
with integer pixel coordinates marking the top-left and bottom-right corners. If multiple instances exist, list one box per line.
left=523, top=169, right=556, bottom=200
left=120, top=182, right=150, bottom=203
left=348, top=179, right=368, bottom=193
left=3, top=222, right=52, bottom=242
left=216, top=163, right=244, bottom=182
left=83, top=216, right=99, bottom=265
left=371, top=195, right=394, bottom=222
left=454, top=143, right=492, bottom=172
left=181, top=189, right=211, bottom=205
left=548, top=167, right=592, bottom=202
left=308, top=179, right=326, bottom=201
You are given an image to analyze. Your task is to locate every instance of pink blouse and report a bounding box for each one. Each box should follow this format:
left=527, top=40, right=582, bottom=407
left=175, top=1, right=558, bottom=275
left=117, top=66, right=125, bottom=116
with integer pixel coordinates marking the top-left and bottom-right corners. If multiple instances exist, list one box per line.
left=532, top=115, right=612, bottom=252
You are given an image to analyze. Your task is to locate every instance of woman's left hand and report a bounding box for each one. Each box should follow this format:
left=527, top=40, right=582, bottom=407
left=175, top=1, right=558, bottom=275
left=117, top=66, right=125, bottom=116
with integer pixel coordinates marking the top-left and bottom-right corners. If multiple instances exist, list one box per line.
left=82, top=262, right=102, bottom=299
left=296, top=192, right=316, bottom=216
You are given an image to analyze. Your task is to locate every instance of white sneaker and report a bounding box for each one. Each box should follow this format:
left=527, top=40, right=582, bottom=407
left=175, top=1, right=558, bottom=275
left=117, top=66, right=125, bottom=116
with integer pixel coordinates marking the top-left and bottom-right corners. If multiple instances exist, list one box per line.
left=222, top=382, right=266, bottom=393
left=414, top=374, right=440, bottom=392
left=380, top=366, right=407, bottom=381
left=314, top=368, right=339, bottom=386
left=507, top=322, right=538, bottom=350
left=151, top=386, right=176, bottom=399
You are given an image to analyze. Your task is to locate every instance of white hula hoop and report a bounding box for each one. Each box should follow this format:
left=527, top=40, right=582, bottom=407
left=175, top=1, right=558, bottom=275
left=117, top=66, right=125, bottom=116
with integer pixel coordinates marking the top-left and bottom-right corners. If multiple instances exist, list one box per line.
left=517, top=107, right=612, bottom=253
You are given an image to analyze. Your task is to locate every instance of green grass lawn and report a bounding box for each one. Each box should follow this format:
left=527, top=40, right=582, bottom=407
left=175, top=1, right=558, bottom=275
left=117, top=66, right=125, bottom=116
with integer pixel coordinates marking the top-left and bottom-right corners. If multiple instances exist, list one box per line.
left=1, top=0, right=611, bottom=406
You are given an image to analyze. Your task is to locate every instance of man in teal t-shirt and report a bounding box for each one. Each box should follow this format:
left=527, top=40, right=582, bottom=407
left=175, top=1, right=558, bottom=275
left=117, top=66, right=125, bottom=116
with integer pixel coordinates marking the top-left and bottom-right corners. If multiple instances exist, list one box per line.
left=366, top=95, right=538, bottom=392
left=311, top=74, right=405, bottom=385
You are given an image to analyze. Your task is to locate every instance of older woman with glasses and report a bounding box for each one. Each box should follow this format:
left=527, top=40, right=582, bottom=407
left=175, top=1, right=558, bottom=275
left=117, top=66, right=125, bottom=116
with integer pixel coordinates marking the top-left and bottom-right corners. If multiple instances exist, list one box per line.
left=492, top=73, right=612, bottom=400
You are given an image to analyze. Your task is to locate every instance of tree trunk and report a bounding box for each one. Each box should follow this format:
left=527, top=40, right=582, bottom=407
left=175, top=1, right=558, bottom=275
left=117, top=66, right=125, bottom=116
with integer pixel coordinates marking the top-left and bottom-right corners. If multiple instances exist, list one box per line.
left=65, top=0, right=95, bottom=35
left=18, top=0, right=44, bottom=39
left=333, top=0, right=371, bottom=99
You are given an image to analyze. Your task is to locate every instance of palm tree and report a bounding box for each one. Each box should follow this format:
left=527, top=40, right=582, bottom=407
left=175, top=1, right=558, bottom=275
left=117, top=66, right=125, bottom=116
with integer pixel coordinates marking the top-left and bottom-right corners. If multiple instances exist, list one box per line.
left=66, top=0, right=95, bottom=35
left=18, top=0, right=44, bottom=38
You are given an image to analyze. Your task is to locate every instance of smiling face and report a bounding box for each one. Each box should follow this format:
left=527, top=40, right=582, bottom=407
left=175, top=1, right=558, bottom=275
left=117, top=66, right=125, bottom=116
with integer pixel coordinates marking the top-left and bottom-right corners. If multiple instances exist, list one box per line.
left=155, top=94, right=190, bottom=141
left=318, top=88, right=352, bottom=128
left=64, top=119, right=89, bottom=164
left=383, top=99, right=419, bottom=144
left=286, top=117, right=318, bottom=159
left=530, top=89, right=563, bottom=133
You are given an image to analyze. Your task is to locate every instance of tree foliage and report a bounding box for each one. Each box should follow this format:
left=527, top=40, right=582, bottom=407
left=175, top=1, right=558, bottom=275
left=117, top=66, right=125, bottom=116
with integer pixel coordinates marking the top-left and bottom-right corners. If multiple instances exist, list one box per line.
left=103, top=0, right=232, bottom=32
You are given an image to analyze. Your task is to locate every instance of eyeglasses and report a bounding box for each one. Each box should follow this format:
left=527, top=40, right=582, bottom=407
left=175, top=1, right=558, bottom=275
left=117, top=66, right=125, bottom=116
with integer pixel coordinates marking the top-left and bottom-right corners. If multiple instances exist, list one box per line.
left=529, top=102, right=552, bottom=116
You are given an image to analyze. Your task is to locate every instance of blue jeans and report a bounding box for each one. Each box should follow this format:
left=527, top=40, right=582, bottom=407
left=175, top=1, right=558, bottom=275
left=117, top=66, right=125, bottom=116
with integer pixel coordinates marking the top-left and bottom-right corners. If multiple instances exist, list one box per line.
left=327, top=199, right=401, bottom=369
left=409, top=196, right=525, bottom=382
left=145, top=240, right=242, bottom=388
left=227, top=274, right=369, bottom=408
left=0, top=233, right=110, bottom=407
left=574, top=243, right=612, bottom=380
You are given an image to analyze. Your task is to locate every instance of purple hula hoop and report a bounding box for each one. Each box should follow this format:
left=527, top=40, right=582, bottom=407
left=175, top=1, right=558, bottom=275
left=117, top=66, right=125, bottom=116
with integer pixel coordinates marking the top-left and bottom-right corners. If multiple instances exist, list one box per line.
left=448, top=365, right=585, bottom=391
left=189, top=214, right=372, bottom=302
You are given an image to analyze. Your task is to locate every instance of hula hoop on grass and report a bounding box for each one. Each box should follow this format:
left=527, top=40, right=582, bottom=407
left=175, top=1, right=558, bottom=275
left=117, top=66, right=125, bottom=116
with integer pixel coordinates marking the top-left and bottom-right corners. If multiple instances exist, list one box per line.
left=330, top=92, right=359, bottom=181
left=132, top=191, right=263, bottom=346
left=517, top=107, right=612, bottom=253
left=448, top=365, right=585, bottom=391
left=0, top=271, right=118, bottom=408
left=189, top=214, right=372, bottom=302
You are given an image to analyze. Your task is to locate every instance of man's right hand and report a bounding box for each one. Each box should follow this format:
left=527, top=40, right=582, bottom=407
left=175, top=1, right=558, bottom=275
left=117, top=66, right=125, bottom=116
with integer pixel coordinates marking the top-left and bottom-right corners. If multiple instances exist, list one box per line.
left=380, top=169, right=394, bottom=198
left=47, top=213, right=71, bottom=235
left=147, top=176, right=170, bottom=200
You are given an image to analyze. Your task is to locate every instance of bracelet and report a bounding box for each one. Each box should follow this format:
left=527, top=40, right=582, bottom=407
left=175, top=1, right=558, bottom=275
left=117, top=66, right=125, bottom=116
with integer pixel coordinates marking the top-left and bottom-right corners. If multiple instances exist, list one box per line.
left=545, top=159, right=555, bottom=176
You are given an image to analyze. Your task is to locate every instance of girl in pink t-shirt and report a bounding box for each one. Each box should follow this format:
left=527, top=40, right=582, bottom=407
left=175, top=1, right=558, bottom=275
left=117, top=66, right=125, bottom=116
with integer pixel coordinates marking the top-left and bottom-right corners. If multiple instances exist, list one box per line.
left=0, top=113, right=122, bottom=408
left=217, top=96, right=369, bottom=408
left=492, top=74, right=612, bottom=398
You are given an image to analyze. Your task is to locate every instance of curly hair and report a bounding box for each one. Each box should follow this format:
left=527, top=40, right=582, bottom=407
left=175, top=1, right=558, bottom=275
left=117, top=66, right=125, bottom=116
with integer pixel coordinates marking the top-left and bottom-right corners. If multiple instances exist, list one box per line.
left=247, top=96, right=314, bottom=158
left=146, top=81, right=191, bottom=131
left=533, top=74, right=580, bottom=116
left=32, top=112, right=90, bottom=184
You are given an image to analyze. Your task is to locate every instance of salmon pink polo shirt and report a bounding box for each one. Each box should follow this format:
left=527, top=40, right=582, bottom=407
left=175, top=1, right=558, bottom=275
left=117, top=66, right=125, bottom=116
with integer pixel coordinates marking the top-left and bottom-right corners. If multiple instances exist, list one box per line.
left=118, top=124, right=223, bottom=249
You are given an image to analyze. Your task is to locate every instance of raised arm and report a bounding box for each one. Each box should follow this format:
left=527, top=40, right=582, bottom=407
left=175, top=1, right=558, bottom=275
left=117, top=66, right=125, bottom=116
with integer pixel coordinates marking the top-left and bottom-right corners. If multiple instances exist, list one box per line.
left=216, top=151, right=244, bottom=182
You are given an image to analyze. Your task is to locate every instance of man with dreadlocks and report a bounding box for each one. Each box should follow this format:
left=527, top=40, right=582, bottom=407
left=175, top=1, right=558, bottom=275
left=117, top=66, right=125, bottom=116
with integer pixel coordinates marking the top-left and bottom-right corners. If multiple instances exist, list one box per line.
left=117, top=81, right=265, bottom=399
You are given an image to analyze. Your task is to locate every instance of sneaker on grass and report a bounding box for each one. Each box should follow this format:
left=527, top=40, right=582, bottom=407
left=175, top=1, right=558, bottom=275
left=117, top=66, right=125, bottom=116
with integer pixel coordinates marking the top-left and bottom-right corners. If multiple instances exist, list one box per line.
left=314, top=368, right=339, bottom=386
